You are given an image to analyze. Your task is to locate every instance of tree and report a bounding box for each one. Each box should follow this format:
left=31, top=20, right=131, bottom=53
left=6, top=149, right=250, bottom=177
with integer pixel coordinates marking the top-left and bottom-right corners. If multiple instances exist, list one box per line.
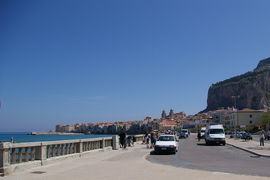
left=261, top=111, right=270, bottom=130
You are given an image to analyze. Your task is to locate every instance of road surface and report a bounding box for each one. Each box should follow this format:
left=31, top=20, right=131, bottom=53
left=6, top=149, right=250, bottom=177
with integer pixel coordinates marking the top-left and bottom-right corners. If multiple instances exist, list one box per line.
left=146, top=134, right=270, bottom=177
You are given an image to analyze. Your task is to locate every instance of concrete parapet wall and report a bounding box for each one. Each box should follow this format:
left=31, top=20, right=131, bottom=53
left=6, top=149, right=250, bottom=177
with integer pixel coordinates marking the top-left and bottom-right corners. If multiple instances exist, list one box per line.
left=0, top=134, right=144, bottom=176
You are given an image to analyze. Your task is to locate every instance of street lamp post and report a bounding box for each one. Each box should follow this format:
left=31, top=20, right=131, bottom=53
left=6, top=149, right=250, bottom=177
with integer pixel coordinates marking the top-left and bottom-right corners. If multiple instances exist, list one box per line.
left=232, top=95, right=240, bottom=139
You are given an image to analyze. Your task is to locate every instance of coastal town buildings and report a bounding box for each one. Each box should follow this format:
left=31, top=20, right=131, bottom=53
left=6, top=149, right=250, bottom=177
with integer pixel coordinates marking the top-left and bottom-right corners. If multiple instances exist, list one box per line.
left=55, top=109, right=187, bottom=134
left=206, top=107, right=265, bottom=128
left=158, top=110, right=186, bottom=130
left=55, top=107, right=267, bottom=135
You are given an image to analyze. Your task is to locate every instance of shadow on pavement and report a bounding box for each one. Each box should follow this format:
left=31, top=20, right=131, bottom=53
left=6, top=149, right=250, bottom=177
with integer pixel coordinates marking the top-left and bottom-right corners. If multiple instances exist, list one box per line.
left=196, top=143, right=224, bottom=146
left=196, top=143, right=207, bottom=146
left=150, top=150, right=175, bottom=155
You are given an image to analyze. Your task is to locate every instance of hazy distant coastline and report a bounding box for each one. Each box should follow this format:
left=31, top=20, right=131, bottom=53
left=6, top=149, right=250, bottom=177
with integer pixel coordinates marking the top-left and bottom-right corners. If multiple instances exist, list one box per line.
left=28, top=132, right=84, bottom=135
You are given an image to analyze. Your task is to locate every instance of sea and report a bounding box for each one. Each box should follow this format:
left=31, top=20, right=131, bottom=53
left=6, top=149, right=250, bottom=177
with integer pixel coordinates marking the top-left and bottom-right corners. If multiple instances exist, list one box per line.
left=0, top=132, right=112, bottom=143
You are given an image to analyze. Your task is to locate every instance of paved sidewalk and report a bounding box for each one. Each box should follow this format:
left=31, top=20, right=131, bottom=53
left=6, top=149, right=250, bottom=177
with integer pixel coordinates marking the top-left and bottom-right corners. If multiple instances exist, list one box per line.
left=1, top=144, right=269, bottom=180
left=226, top=138, right=270, bottom=157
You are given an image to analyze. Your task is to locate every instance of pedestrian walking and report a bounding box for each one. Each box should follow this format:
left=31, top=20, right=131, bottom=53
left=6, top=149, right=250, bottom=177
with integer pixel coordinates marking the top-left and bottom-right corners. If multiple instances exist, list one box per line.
left=197, top=130, right=201, bottom=142
left=119, top=129, right=127, bottom=149
left=143, top=132, right=148, bottom=144
left=127, top=136, right=133, bottom=147
left=150, top=132, right=156, bottom=148
left=146, top=134, right=150, bottom=148
left=123, top=131, right=127, bottom=148
left=267, top=130, right=270, bottom=141
left=260, top=130, right=265, bottom=146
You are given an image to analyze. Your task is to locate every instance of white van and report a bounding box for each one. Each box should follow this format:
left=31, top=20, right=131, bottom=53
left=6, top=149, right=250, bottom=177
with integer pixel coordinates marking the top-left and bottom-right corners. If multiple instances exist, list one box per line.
left=205, top=124, right=226, bottom=145
left=200, top=127, right=206, bottom=138
left=181, top=129, right=189, bottom=137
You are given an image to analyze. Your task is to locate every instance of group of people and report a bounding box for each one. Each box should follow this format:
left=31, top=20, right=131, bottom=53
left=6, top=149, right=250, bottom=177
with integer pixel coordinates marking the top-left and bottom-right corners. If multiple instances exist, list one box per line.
left=118, top=130, right=134, bottom=149
left=143, top=131, right=158, bottom=148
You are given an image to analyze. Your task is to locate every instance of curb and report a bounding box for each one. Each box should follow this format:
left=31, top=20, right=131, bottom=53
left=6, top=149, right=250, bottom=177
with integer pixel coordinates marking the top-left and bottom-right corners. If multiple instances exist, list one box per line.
left=227, top=143, right=270, bottom=158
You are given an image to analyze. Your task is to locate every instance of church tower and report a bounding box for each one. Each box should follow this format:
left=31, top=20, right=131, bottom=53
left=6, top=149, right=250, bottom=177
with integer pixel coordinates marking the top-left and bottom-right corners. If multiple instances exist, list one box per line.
left=169, top=109, right=174, bottom=120
left=161, top=110, right=166, bottom=120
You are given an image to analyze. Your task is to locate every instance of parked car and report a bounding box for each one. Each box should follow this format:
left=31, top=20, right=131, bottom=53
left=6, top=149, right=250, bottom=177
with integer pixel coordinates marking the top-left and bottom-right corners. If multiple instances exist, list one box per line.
left=241, top=132, right=252, bottom=140
left=154, top=135, right=179, bottom=154
left=226, top=130, right=233, bottom=135
left=236, top=131, right=246, bottom=138
left=205, top=124, right=226, bottom=145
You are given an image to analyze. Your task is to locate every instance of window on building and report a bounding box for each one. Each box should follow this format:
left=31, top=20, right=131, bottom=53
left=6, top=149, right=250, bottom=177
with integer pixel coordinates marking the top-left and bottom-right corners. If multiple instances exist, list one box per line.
left=249, top=114, right=252, bottom=118
left=249, top=120, right=253, bottom=124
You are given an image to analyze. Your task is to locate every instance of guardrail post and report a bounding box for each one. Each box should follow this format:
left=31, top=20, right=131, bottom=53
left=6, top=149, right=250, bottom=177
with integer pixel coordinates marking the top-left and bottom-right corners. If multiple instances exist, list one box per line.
left=35, top=143, right=47, bottom=165
left=78, top=141, right=83, bottom=155
left=102, top=138, right=105, bottom=150
left=112, top=135, right=119, bottom=150
left=134, top=135, right=144, bottom=143
left=0, top=142, right=11, bottom=175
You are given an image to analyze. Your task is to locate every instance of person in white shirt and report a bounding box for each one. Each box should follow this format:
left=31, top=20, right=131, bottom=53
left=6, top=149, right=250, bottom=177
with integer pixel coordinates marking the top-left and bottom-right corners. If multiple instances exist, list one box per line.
left=260, top=130, right=265, bottom=146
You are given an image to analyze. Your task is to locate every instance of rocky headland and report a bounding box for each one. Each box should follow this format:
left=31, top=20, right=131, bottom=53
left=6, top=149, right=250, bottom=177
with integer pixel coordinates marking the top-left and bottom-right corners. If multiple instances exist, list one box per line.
left=204, top=57, right=270, bottom=112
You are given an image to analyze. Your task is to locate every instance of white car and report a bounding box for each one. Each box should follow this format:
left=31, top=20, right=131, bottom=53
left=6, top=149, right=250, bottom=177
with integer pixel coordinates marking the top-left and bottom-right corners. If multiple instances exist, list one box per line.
left=154, top=135, right=179, bottom=154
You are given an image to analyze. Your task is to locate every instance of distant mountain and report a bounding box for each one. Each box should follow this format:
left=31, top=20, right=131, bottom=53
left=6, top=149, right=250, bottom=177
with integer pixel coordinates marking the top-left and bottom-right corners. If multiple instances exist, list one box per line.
left=204, top=57, right=270, bottom=112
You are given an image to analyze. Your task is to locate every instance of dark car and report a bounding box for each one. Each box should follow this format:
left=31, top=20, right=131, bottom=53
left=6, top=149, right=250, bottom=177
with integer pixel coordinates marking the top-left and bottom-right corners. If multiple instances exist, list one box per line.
left=178, top=131, right=187, bottom=139
left=241, top=132, right=252, bottom=140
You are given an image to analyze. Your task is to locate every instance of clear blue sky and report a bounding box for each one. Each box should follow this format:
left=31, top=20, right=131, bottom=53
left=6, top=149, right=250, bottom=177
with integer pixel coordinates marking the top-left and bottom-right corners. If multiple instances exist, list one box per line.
left=1, top=0, right=270, bottom=132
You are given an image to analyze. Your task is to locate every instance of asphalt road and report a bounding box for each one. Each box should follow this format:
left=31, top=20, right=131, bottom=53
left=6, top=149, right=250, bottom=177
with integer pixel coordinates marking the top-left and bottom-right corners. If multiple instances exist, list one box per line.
left=146, top=134, right=270, bottom=177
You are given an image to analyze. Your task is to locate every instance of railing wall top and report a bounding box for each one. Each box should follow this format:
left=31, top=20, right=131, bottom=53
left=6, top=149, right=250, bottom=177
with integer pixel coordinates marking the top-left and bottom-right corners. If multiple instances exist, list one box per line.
left=0, top=135, right=144, bottom=149
left=0, top=134, right=144, bottom=176
left=0, top=136, right=114, bottom=149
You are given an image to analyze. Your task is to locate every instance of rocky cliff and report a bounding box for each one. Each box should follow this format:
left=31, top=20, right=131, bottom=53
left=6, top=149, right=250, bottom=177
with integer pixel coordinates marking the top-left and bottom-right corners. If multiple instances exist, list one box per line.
left=205, top=57, right=270, bottom=111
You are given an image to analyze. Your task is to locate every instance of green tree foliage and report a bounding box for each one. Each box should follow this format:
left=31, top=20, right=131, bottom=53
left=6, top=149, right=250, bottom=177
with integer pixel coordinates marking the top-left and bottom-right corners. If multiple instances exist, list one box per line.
left=261, top=111, right=270, bottom=130
left=213, top=69, right=269, bottom=89
left=242, top=125, right=259, bottom=133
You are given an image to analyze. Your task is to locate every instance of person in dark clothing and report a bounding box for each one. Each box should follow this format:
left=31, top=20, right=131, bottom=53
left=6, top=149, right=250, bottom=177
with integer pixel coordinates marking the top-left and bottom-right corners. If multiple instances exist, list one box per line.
left=123, top=131, right=127, bottom=148
left=197, top=130, right=201, bottom=142
left=119, top=130, right=127, bottom=149
left=127, top=136, right=133, bottom=146
left=143, top=132, right=148, bottom=144
left=150, top=132, right=156, bottom=148
left=132, top=136, right=136, bottom=143
left=119, top=130, right=125, bottom=148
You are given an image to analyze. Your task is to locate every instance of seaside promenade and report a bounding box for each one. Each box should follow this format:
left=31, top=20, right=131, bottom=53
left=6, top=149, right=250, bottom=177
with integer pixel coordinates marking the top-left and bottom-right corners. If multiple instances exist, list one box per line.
left=1, top=142, right=269, bottom=180
left=226, top=138, right=270, bottom=157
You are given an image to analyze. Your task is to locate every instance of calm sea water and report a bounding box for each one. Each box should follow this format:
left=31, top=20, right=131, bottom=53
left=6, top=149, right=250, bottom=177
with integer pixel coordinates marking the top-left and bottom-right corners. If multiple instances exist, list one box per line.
left=0, top=132, right=112, bottom=143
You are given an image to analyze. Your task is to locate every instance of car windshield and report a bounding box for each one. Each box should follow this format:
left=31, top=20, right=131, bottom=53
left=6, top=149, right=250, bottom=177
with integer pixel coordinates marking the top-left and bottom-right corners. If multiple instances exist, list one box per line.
left=201, top=130, right=205, bottom=133
left=209, top=129, right=224, bottom=134
left=158, top=136, right=175, bottom=141
left=181, top=130, right=188, bottom=133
